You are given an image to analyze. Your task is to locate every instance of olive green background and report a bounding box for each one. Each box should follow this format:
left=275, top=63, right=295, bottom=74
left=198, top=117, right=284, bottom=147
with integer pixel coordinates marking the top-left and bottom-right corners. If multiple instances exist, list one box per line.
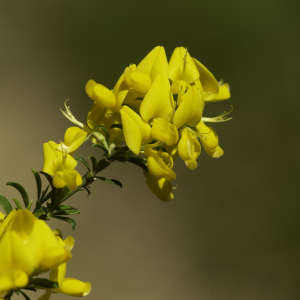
left=0, top=1, right=299, bottom=299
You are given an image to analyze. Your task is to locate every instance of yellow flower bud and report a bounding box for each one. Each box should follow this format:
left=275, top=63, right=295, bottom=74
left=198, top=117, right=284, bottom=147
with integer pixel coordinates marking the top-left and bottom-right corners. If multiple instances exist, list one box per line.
left=151, top=119, right=178, bottom=146
left=196, top=122, right=224, bottom=158
left=178, top=129, right=201, bottom=170
left=120, top=106, right=152, bottom=155
left=144, top=148, right=176, bottom=181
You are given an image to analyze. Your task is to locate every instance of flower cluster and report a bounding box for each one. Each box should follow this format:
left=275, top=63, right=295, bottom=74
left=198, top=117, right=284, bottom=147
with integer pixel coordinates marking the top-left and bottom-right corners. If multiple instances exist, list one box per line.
left=0, top=209, right=90, bottom=299
left=44, top=46, right=231, bottom=201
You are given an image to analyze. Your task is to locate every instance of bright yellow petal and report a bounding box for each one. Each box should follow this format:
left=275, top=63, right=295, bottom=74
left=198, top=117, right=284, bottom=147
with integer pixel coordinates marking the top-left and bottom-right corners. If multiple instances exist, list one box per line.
left=169, top=47, right=199, bottom=83
left=173, top=85, right=203, bottom=128
left=130, top=72, right=152, bottom=94
left=57, top=278, right=91, bottom=297
left=151, top=119, right=178, bottom=146
left=140, top=75, right=174, bottom=122
left=87, top=102, right=105, bottom=129
left=93, top=84, right=116, bottom=110
left=211, top=83, right=231, bottom=101
left=85, top=80, right=98, bottom=102
left=120, top=106, right=152, bottom=155
left=192, top=58, right=219, bottom=100
left=178, top=129, right=201, bottom=170
left=56, top=170, right=82, bottom=191
left=136, top=46, right=168, bottom=82
left=112, top=73, right=130, bottom=110
left=50, top=263, right=66, bottom=288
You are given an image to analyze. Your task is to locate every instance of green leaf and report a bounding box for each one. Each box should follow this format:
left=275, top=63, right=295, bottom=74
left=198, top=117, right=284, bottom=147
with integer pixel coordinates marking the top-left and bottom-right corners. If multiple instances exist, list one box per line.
left=75, top=157, right=90, bottom=172
left=110, top=124, right=123, bottom=130
left=31, top=169, right=42, bottom=201
left=0, top=195, right=13, bottom=215
left=6, top=182, right=29, bottom=208
left=95, top=176, right=122, bottom=188
left=32, top=278, right=59, bottom=289
left=53, top=204, right=75, bottom=211
left=27, top=199, right=34, bottom=210
left=22, top=287, right=37, bottom=292
left=52, top=216, right=77, bottom=230
left=92, top=143, right=108, bottom=155
left=51, top=209, right=80, bottom=216
left=96, top=125, right=110, bottom=145
left=41, top=189, right=52, bottom=204
left=125, top=157, right=148, bottom=172
left=12, top=198, right=23, bottom=209
left=33, top=207, right=45, bottom=218
left=40, top=172, right=53, bottom=188
left=19, top=290, right=31, bottom=300
left=88, top=156, right=97, bottom=171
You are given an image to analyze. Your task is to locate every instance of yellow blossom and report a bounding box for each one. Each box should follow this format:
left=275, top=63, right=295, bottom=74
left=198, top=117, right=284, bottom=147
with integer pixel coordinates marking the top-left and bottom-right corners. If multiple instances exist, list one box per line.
left=151, top=118, right=178, bottom=146
left=196, top=122, right=224, bottom=158
left=144, top=148, right=176, bottom=181
left=145, top=172, right=174, bottom=202
left=210, top=82, right=231, bottom=101
left=178, top=129, right=201, bottom=170
left=120, top=106, right=152, bottom=154
left=43, top=141, right=82, bottom=190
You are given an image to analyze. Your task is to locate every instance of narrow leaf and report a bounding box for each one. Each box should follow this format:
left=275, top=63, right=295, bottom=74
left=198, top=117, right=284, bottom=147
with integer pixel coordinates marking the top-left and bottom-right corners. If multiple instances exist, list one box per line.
left=110, top=124, right=123, bottom=130
left=12, top=198, right=23, bottom=210
left=125, top=157, right=148, bottom=172
left=27, top=199, right=34, bottom=210
left=92, top=143, right=108, bottom=155
left=53, top=205, right=75, bottom=211
left=31, top=169, right=42, bottom=201
left=75, top=157, right=90, bottom=172
left=96, top=125, right=110, bottom=145
left=51, top=186, right=71, bottom=209
left=32, top=278, right=59, bottom=289
left=6, top=182, right=29, bottom=208
left=88, top=155, right=97, bottom=171
left=22, top=287, right=37, bottom=292
left=52, top=216, right=77, bottom=230
left=51, top=209, right=80, bottom=216
left=33, top=207, right=45, bottom=218
left=0, top=195, right=13, bottom=215
left=19, top=290, right=31, bottom=300
left=40, top=172, right=53, bottom=188
left=95, top=176, right=122, bottom=188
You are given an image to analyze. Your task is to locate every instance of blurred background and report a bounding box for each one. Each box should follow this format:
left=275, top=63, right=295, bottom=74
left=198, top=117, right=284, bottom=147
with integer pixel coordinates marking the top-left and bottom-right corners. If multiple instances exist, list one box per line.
left=0, top=0, right=299, bottom=299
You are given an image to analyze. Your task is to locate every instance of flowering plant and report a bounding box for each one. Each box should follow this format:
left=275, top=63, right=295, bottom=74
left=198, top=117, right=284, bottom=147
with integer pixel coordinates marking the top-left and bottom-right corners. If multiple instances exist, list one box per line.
left=0, top=46, right=231, bottom=299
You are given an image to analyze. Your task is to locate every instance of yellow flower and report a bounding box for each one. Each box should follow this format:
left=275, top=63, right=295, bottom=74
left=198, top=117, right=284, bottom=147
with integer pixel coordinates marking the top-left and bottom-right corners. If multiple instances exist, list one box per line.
left=196, top=122, right=224, bottom=158
left=38, top=236, right=91, bottom=300
left=210, top=82, right=231, bottom=102
left=144, top=148, right=176, bottom=181
left=173, top=85, right=203, bottom=129
left=120, top=106, right=152, bottom=154
left=0, top=210, right=72, bottom=295
left=178, top=129, right=201, bottom=170
left=139, top=74, right=174, bottom=122
left=43, top=141, right=82, bottom=190
left=56, top=127, right=88, bottom=155
left=151, top=118, right=178, bottom=146
left=0, top=212, right=4, bottom=226
left=85, top=72, right=129, bottom=113
left=145, top=172, right=174, bottom=202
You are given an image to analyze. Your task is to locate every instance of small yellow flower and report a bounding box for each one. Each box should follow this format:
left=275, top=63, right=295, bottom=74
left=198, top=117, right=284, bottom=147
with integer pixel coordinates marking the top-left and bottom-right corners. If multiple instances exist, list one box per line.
left=144, top=148, right=176, bottom=181
left=151, top=118, right=178, bottom=146
left=43, top=141, right=82, bottom=190
left=145, top=172, right=174, bottom=202
left=210, top=82, right=231, bottom=102
left=178, top=129, right=201, bottom=170
left=120, top=106, right=152, bottom=154
left=196, top=122, right=224, bottom=158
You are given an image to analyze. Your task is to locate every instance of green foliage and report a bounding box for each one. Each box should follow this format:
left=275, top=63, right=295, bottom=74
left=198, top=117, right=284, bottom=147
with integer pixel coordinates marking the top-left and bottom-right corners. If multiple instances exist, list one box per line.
left=12, top=198, right=22, bottom=210
left=95, top=176, right=122, bottom=188
left=0, top=195, right=13, bottom=215
left=52, top=215, right=77, bottom=230
left=31, top=169, right=42, bottom=201
left=93, top=143, right=108, bottom=155
left=125, top=157, right=148, bottom=172
left=32, top=278, right=59, bottom=289
left=6, top=182, right=29, bottom=208
left=75, top=157, right=91, bottom=172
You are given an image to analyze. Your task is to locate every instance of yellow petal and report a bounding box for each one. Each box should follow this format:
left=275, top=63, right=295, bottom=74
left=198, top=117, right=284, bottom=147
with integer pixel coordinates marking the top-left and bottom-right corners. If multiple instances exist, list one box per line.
left=173, top=85, right=203, bottom=128
left=124, top=64, right=136, bottom=87
left=50, top=263, right=66, bottom=288
left=169, top=47, right=199, bottom=83
left=151, top=119, right=178, bottom=146
left=144, top=149, right=176, bottom=181
left=57, top=278, right=91, bottom=297
left=55, top=170, right=82, bottom=191
left=120, top=106, right=152, bottom=155
left=178, top=129, right=201, bottom=170
left=164, top=143, right=179, bottom=162
left=112, top=73, right=130, bottom=110
left=93, top=84, right=116, bottom=110
left=85, top=80, right=98, bottom=102
left=57, top=127, right=87, bottom=154
left=130, top=72, right=152, bottom=94
left=136, top=46, right=168, bottom=82
left=196, top=122, right=224, bottom=158
left=192, top=58, right=219, bottom=100
left=140, top=75, right=174, bottom=122
left=87, top=102, right=105, bottom=129
left=211, top=83, right=231, bottom=101
left=0, top=211, right=5, bottom=225
left=145, top=172, right=174, bottom=202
